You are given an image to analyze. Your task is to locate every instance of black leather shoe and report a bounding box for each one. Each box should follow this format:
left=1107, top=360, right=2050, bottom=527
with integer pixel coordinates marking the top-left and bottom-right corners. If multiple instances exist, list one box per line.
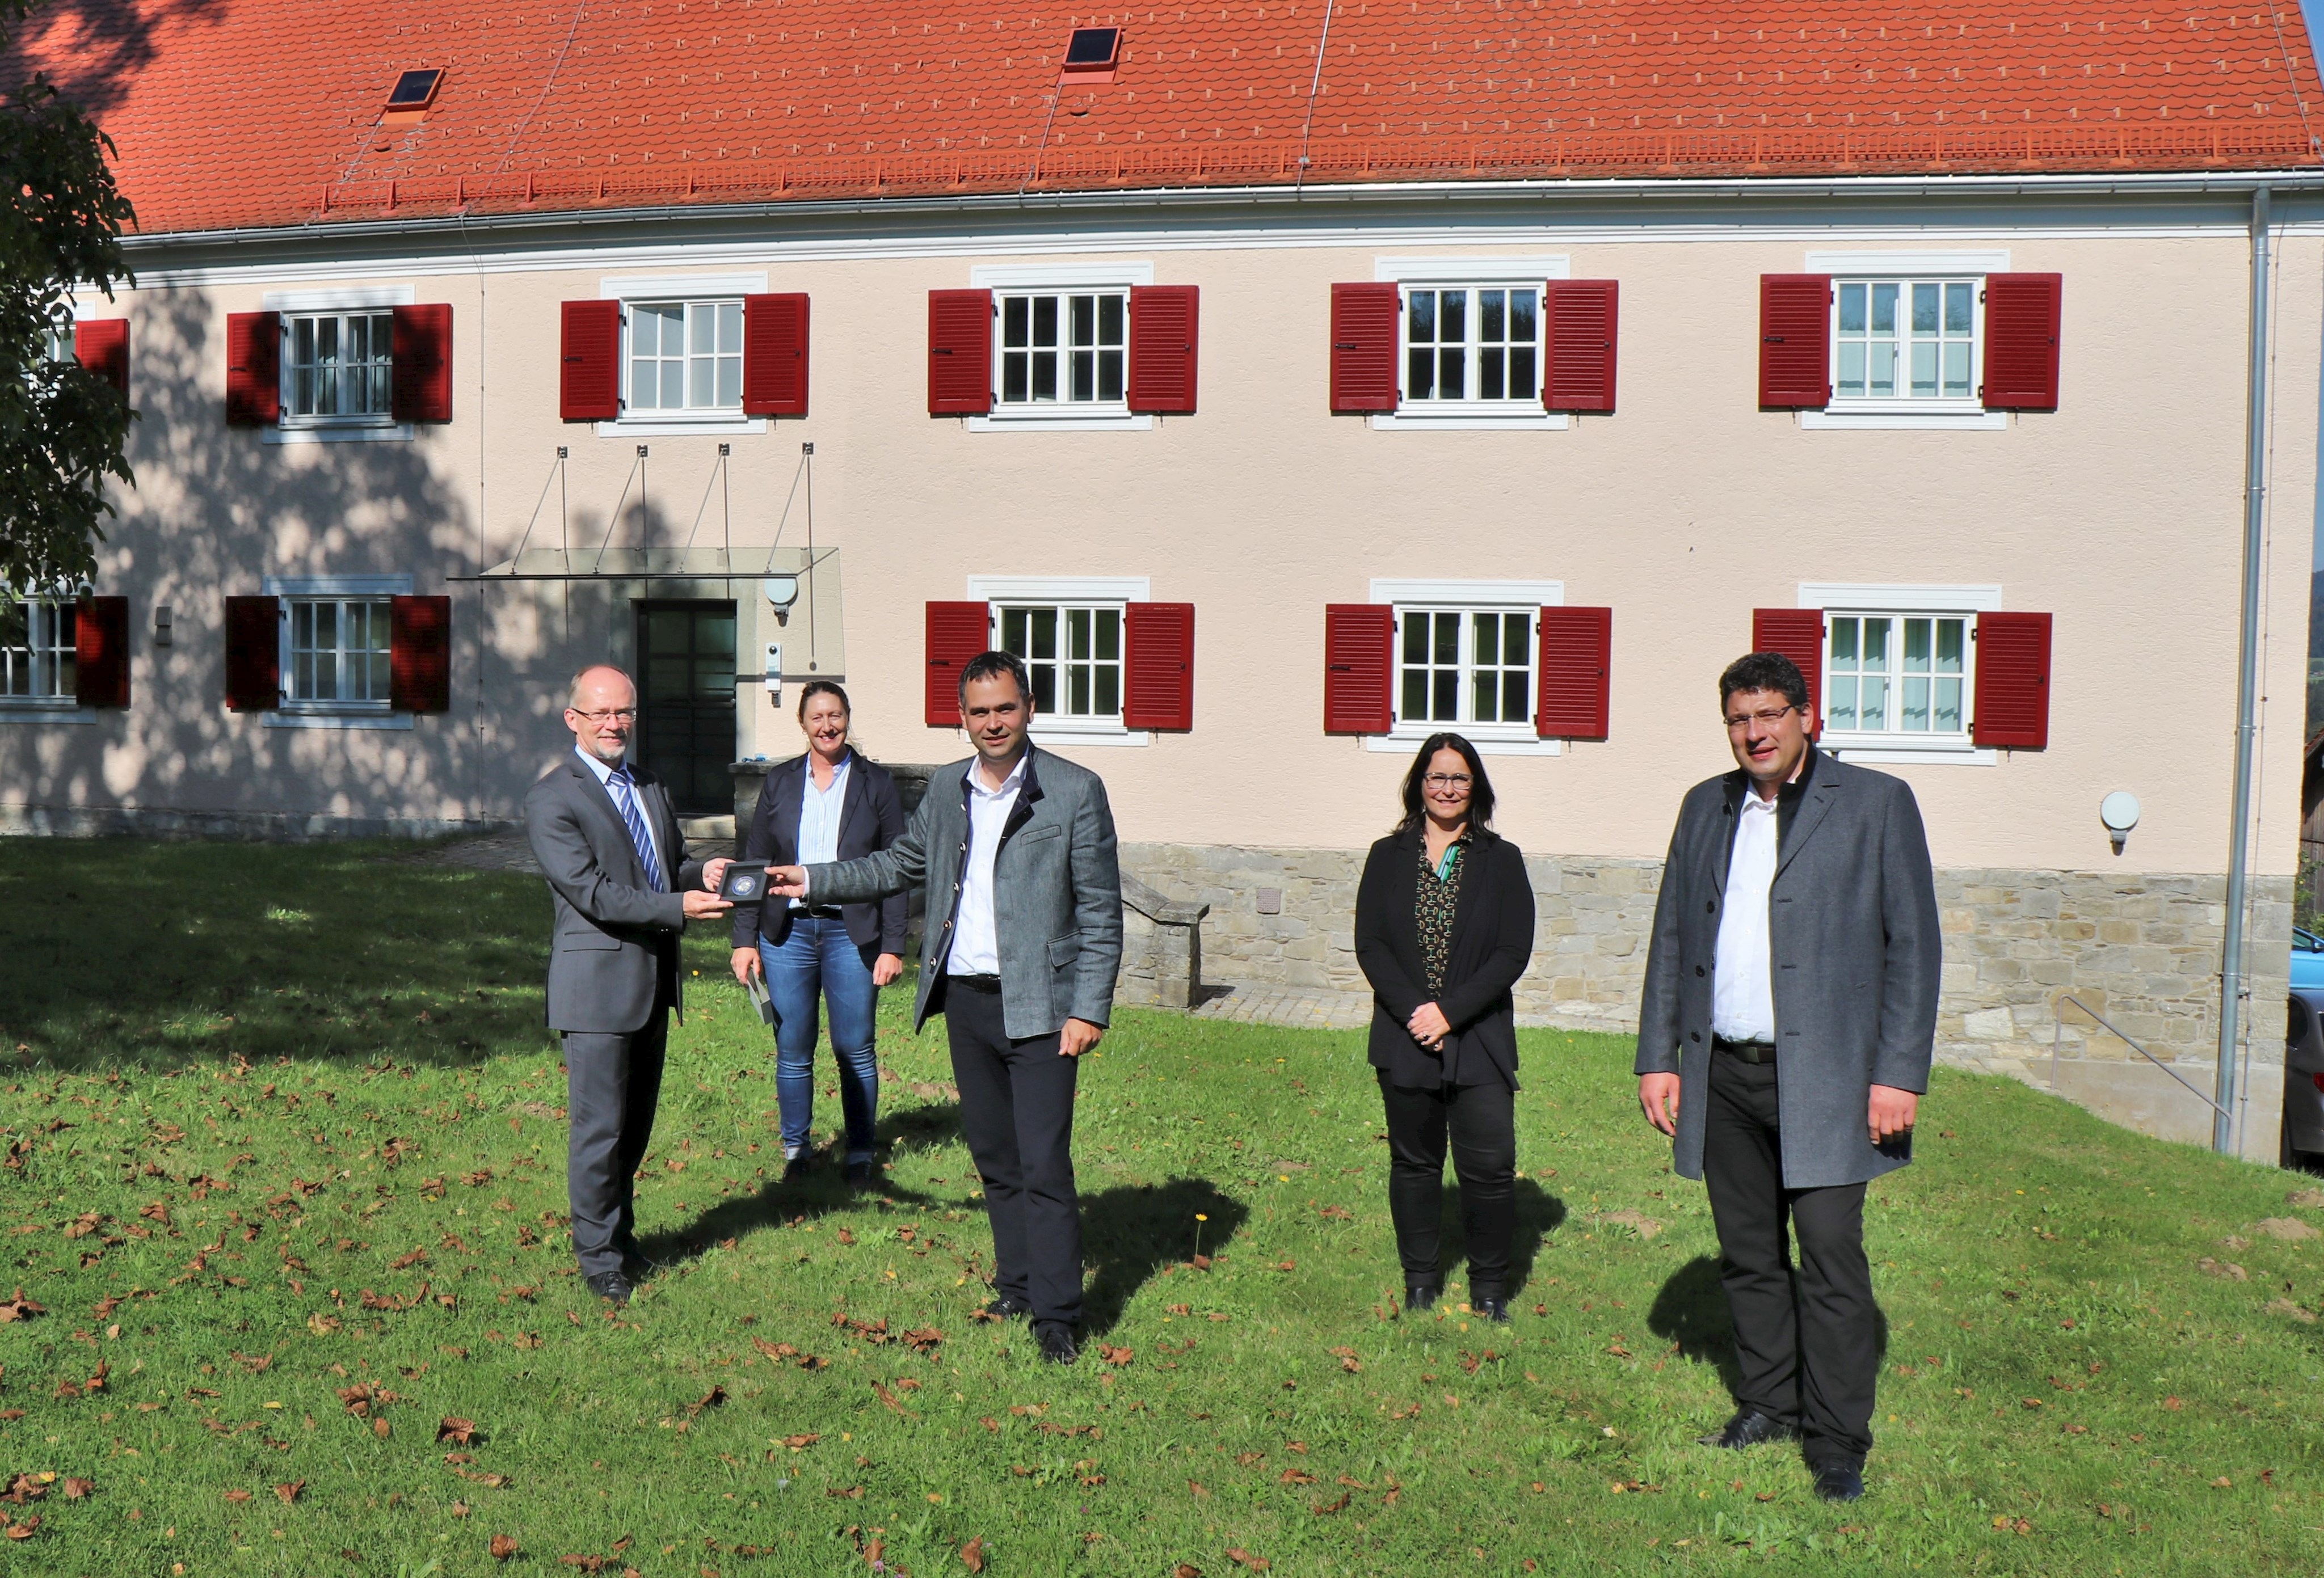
left=984, top=1294, right=1034, bottom=1320
left=1812, top=1461, right=1866, bottom=1502
left=1698, top=1409, right=1799, bottom=1450
left=585, top=1270, right=634, bottom=1306
left=782, top=1151, right=812, bottom=1182
left=1403, top=1282, right=1440, bottom=1314
left=1035, top=1322, right=1079, bottom=1365
left=1473, top=1297, right=1511, bottom=1323
left=844, top=1159, right=875, bottom=1188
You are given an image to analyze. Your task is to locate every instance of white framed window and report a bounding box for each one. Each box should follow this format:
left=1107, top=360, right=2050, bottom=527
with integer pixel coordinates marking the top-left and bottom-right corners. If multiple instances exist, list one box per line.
left=0, top=597, right=77, bottom=704
left=997, top=290, right=1127, bottom=409
left=1797, top=583, right=2001, bottom=763
left=1403, top=286, right=1541, bottom=406
left=262, top=286, right=415, bottom=445
left=285, top=310, right=395, bottom=421
left=262, top=575, right=413, bottom=729
left=963, top=575, right=1151, bottom=743
left=1800, top=252, right=2009, bottom=431
left=1366, top=577, right=1563, bottom=754
left=968, top=263, right=1153, bottom=432
left=596, top=273, right=768, bottom=436
left=626, top=300, right=743, bottom=414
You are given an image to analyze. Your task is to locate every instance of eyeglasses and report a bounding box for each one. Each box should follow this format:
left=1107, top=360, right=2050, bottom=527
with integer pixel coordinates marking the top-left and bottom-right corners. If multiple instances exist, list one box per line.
left=1723, top=704, right=1800, bottom=732
left=571, top=707, right=638, bottom=723
left=1422, top=773, right=1473, bottom=790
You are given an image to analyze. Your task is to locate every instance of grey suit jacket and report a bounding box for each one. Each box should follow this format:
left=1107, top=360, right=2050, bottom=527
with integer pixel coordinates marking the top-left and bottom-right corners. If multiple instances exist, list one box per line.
left=1635, top=750, right=1941, bottom=1188
left=807, top=746, right=1124, bottom=1040
left=524, top=753, right=706, bottom=1035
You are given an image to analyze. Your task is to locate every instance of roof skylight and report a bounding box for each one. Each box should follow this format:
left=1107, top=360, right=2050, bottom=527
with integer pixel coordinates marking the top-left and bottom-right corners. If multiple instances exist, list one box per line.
left=1062, top=28, right=1121, bottom=74
left=385, top=69, right=444, bottom=112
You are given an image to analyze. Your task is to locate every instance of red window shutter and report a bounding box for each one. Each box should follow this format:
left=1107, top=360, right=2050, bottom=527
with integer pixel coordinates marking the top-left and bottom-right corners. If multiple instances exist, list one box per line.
left=389, top=594, right=453, bottom=713
left=742, top=293, right=810, bottom=416
left=1543, top=281, right=1618, bottom=414
left=1981, top=273, right=2062, bottom=412
left=1758, top=275, right=1832, bottom=409
left=1329, top=282, right=1400, bottom=413
left=389, top=303, right=453, bottom=423
left=224, top=311, right=279, bottom=426
left=1535, top=605, right=1611, bottom=739
left=924, top=601, right=991, bottom=727
left=1973, top=611, right=2052, bottom=748
left=73, top=597, right=129, bottom=708
left=559, top=299, right=622, bottom=421
left=1122, top=602, right=1195, bottom=730
left=224, top=595, right=280, bottom=712
left=74, top=319, right=129, bottom=401
left=1323, top=604, right=1394, bottom=733
left=1750, top=607, right=1825, bottom=733
left=1127, top=285, right=1199, bottom=415
left=927, top=289, right=994, bottom=415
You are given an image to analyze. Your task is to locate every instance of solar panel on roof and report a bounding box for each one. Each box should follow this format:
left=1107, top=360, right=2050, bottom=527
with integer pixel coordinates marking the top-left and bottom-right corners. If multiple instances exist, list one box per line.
left=1063, top=28, right=1120, bottom=69
left=386, top=69, right=443, bottom=110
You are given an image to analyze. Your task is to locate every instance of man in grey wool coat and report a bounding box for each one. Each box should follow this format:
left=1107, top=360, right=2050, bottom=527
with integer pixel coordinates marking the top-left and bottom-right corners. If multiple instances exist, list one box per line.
left=1635, top=650, right=1941, bottom=1503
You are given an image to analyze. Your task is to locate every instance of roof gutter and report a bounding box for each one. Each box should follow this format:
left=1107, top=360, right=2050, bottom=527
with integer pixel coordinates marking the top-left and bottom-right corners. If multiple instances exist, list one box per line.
left=116, top=167, right=2324, bottom=260
left=2216, top=183, right=2274, bottom=1159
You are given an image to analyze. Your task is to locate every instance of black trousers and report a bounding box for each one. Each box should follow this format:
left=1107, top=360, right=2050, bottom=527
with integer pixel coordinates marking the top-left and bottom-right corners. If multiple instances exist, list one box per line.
left=1703, top=1049, right=1879, bottom=1467
left=1377, top=1073, right=1515, bottom=1297
left=942, top=980, right=1084, bottom=1326
left=562, top=1010, right=669, bottom=1279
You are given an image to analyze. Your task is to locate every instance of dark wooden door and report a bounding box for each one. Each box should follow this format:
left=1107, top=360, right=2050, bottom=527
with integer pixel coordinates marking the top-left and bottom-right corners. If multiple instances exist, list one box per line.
left=634, top=601, right=737, bottom=816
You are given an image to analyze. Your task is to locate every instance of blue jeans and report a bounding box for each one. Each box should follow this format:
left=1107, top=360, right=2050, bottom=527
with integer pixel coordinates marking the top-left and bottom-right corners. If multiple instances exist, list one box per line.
left=759, top=915, right=881, bottom=1162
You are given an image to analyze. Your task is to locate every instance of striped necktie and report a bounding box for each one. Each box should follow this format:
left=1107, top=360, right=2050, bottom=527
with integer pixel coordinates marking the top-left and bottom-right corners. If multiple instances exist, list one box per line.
left=605, top=766, right=666, bottom=892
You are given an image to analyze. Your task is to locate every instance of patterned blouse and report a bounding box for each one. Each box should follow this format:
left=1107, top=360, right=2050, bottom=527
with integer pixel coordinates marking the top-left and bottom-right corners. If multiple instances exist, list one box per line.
left=1415, top=833, right=1471, bottom=998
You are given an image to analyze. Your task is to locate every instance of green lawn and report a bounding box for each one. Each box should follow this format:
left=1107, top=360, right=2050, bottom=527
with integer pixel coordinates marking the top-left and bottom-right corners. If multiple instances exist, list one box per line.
left=0, top=838, right=2321, bottom=1576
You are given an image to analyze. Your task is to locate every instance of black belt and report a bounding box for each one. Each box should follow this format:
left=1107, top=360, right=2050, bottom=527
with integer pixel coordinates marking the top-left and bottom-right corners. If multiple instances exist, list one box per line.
left=947, top=973, right=1003, bottom=993
left=1713, top=1034, right=1777, bottom=1065
left=793, top=904, right=844, bottom=919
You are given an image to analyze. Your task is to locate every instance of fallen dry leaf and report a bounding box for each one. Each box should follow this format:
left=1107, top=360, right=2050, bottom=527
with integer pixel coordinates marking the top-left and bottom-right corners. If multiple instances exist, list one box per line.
left=959, top=1534, right=987, bottom=1571
left=439, top=1417, right=479, bottom=1445
left=60, top=1479, right=92, bottom=1501
left=1312, top=1490, right=1352, bottom=1515
left=491, top=1533, right=520, bottom=1560
left=688, top=1386, right=727, bottom=1415
left=223, top=1489, right=253, bottom=1504
left=274, top=1482, right=303, bottom=1505
left=1225, top=1548, right=1270, bottom=1572
left=0, top=1289, right=44, bottom=1323
left=1098, top=1345, right=1133, bottom=1366
left=1174, top=1567, right=1203, bottom=1578
left=3, top=1516, right=37, bottom=1541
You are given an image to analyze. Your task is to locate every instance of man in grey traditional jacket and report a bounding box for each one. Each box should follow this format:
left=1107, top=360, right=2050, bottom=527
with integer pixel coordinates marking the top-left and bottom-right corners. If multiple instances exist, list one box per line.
left=769, top=650, right=1123, bottom=1364
left=1635, top=651, right=1940, bottom=1503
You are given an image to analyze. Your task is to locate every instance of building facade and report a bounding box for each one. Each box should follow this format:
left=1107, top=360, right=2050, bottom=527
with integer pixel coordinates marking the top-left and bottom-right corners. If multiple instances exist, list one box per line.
left=7, top=1, right=2322, bottom=1157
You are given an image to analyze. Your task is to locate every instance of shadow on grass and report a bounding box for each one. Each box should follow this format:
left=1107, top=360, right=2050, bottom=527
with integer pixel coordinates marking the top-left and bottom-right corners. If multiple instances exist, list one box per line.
left=1081, top=1176, right=1251, bottom=1336
left=1435, top=1177, right=1568, bottom=1297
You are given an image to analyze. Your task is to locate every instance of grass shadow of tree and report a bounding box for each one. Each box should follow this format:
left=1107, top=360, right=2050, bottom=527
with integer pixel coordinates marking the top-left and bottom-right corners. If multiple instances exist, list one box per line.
left=1079, top=1176, right=1250, bottom=1336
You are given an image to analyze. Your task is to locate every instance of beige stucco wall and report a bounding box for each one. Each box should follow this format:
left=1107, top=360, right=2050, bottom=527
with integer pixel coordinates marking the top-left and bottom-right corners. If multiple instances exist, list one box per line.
left=10, top=192, right=2318, bottom=896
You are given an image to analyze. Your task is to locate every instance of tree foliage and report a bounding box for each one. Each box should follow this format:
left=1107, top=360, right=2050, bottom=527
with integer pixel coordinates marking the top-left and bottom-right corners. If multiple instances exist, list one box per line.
left=0, top=0, right=136, bottom=593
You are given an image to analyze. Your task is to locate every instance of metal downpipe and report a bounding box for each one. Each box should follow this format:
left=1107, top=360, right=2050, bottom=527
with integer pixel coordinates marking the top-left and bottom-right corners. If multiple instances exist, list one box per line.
left=2216, top=184, right=2272, bottom=1157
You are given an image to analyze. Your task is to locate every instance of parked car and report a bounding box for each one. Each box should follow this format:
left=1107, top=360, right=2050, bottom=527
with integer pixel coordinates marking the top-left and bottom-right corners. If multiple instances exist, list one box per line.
left=2284, top=942, right=2324, bottom=1171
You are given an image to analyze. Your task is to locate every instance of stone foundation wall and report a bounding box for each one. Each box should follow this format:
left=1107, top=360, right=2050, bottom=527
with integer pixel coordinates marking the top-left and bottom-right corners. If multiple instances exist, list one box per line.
left=1122, top=841, right=2295, bottom=1075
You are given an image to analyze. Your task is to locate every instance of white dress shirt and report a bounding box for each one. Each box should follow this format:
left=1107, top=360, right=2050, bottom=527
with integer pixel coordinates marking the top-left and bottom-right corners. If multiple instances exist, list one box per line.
left=947, top=752, right=1027, bottom=976
left=574, top=746, right=662, bottom=872
left=1711, top=786, right=1781, bottom=1042
left=792, top=752, right=851, bottom=910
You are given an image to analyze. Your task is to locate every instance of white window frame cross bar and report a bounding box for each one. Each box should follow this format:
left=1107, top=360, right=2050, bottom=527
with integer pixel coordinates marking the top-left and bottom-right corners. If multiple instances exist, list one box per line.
left=595, top=272, right=769, bottom=437
left=996, top=289, right=1129, bottom=411
left=261, top=574, right=415, bottom=730
left=1799, top=251, right=2009, bottom=432
left=1798, top=581, right=2001, bottom=765
left=261, top=285, right=416, bottom=446
left=963, top=575, right=1151, bottom=744
left=1365, top=577, right=1564, bottom=756
left=1369, top=257, right=1569, bottom=431
left=967, top=263, right=1153, bottom=433
left=625, top=299, right=745, bottom=416
left=283, top=309, right=396, bottom=424
left=0, top=596, right=78, bottom=706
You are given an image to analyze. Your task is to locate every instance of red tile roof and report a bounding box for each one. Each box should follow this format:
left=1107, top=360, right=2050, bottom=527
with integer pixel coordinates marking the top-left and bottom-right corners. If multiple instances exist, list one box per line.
left=12, top=1, right=2323, bottom=235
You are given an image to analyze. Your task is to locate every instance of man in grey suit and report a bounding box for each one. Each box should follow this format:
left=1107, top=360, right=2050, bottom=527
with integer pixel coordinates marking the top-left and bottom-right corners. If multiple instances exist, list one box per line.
left=768, top=650, right=1123, bottom=1364
left=1635, top=651, right=1940, bottom=1503
left=525, top=664, right=732, bottom=1306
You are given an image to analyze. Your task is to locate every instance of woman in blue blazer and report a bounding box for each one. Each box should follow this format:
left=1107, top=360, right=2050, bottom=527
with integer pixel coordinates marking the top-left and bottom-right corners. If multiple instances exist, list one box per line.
left=729, top=682, right=907, bottom=1184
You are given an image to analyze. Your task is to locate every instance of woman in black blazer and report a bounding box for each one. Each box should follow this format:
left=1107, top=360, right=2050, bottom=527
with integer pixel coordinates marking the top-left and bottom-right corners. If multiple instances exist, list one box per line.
left=1353, top=732, right=1536, bottom=1321
left=729, top=682, right=908, bottom=1185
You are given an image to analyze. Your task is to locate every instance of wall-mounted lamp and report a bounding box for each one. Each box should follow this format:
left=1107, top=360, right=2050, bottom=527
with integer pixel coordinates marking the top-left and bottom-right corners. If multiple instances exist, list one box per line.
left=153, top=604, right=172, bottom=648
left=763, top=575, right=799, bottom=627
left=2099, top=791, right=2141, bottom=855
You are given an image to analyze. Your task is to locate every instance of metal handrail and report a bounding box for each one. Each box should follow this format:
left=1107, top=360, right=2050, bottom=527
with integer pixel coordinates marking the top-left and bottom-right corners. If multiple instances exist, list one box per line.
left=2051, top=994, right=2231, bottom=1119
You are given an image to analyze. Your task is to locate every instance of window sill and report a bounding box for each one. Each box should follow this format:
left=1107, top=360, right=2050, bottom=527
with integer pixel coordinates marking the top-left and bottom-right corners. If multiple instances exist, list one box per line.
left=595, top=414, right=768, bottom=438
left=1370, top=407, right=1568, bottom=432
left=1801, top=407, right=2007, bottom=431
left=264, top=707, right=414, bottom=732
left=0, top=703, right=95, bottom=724
left=1364, top=729, right=1563, bottom=758
left=1028, top=724, right=1151, bottom=748
left=1822, top=737, right=1997, bottom=766
left=967, top=410, right=1153, bottom=433
left=265, top=421, right=414, bottom=446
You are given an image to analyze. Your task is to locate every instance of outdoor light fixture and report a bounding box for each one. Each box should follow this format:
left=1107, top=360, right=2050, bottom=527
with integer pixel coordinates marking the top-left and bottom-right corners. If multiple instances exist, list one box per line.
left=2099, top=791, right=2141, bottom=854
left=763, top=575, right=799, bottom=625
left=153, top=604, right=171, bottom=648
